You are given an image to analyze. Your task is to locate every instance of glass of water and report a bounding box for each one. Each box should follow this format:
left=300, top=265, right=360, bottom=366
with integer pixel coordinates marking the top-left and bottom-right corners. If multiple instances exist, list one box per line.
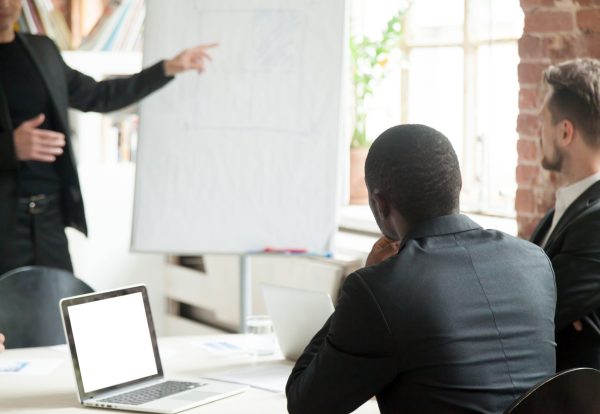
left=245, top=315, right=276, bottom=356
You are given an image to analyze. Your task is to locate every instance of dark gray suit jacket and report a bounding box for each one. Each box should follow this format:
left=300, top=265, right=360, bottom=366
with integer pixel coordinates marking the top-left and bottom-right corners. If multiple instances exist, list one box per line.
left=0, top=33, right=172, bottom=237
left=287, top=214, right=556, bottom=414
left=531, top=180, right=600, bottom=370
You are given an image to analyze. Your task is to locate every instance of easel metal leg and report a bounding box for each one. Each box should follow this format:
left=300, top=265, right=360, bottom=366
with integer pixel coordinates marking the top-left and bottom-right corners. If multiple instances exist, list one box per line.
left=239, top=254, right=252, bottom=333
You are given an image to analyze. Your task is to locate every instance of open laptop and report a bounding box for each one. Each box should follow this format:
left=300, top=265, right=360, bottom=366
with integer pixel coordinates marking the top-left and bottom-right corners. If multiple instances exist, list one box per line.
left=60, top=285, right=247, bottom=413
left=261, top=284, right=335, bottom=361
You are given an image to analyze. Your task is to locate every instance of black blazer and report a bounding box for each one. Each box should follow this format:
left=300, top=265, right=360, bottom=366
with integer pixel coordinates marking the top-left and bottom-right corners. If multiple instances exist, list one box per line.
left=531, top=180, right=600, bottom=370
left=287, top=214, right=556, bottom=414
left=0, top=33, right=173, bottom=235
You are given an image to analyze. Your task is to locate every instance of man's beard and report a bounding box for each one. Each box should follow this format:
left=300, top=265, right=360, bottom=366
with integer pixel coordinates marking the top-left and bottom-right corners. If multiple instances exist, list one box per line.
left=541, top=148, right=563, bottom=172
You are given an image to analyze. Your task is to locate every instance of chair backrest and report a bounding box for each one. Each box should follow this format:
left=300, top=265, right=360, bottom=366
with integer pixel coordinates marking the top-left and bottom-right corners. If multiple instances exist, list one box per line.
left=504, top=367, right=600, bottom=414
left=0, top=266, right=94, bottom=349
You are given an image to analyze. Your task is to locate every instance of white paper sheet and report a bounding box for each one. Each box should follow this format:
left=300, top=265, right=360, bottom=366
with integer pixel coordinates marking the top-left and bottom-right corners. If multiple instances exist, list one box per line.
left=193, top=339, right=247, bottom=355
left=0, top=359, right=62, bottom=375
left=205, top=361, right=293, bottom=393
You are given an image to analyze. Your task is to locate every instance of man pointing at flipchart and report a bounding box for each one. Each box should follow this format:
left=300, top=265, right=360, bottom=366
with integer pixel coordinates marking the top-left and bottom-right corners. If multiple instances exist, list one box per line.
left=0, top=0, right=217, bottom=275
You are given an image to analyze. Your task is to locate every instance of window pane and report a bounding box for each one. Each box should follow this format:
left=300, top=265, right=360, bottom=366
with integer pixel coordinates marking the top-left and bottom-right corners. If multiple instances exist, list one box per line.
left=475, top=43, right=519, bottom=216
left=407, top=47, right=464, bottom=160
left=408, top=0, right=464, bottom=45
left=365, top=62, right=402, bottom=142
left=350, top=0, right=408, bottom=142
left=468, top=0, right=523, bottom=41
left=350, top=0, right=409, bottom=40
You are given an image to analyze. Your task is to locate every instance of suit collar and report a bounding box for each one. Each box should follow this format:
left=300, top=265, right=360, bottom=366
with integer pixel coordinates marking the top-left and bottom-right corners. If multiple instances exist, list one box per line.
left=530, top=209, right=554, bottom=246
left=555, top=171, right=600, bottom=213
left=0, top=34, right=13, bottom=131
left=14, top=33, right=69, bottom=132
left=544, top=180, right=600, bottom=251
left=403, top=214, right=482, bottom=242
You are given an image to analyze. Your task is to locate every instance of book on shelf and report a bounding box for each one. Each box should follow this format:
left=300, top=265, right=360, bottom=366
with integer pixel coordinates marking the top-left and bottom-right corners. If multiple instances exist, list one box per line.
left=117, top=114, right=139, bottom=163
left=114, top=0, right=144, bottom=52
left=19, top=0, right=72, bottom=49
left=20, top=0, right=45, bottom=35
left=101, top=112, right=139, bottom=164
left=79, top=0, right=145, bottom=52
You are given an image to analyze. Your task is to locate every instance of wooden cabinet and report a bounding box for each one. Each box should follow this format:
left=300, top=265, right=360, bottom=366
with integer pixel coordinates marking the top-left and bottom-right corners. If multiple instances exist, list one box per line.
left=164, top=254, right=362, bottom=334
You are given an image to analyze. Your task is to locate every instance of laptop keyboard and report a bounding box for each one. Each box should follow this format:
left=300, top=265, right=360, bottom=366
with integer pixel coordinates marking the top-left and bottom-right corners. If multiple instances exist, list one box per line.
left=99, top=381, right=206, bottom=406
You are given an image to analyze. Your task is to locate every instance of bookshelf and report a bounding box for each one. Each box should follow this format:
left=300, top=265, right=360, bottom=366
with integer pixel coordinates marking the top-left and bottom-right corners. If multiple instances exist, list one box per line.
left=19, top=0, right=144, bottom=52
left=27, top=0, right=146, bottom=165
left=16, top=0, right=144, bottom=165
left=16, top=1, right=145, bottom=164
left=62, top=51, right=142, bottom=166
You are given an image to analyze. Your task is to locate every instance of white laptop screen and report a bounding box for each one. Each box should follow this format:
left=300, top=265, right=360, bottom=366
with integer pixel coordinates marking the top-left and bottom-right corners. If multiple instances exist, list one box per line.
left=67, top=291, right=159, bottom=393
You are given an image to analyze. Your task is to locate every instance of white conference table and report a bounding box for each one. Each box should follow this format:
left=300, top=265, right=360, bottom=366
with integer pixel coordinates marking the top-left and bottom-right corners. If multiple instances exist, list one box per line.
left=0, top=335, right=379, bottom=414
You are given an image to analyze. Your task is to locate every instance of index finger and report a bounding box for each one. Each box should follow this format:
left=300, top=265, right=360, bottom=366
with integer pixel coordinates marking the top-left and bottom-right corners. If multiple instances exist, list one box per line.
left=196, top=42, right=219, bottom=50
left=372, top=236, right=392, bottom=250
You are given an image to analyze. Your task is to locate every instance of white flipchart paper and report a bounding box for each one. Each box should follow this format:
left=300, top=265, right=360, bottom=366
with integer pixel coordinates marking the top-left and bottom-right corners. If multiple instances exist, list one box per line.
left=132, top=0, right=346, bottom=253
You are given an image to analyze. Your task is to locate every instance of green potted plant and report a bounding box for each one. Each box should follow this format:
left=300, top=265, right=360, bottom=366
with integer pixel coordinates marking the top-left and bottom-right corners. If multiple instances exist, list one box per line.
left=349, top=7, right=409, bottom=204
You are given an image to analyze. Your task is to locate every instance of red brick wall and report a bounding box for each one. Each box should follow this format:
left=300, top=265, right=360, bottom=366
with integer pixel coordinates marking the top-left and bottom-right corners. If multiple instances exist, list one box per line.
left=517, top=0, right=600, bottom=238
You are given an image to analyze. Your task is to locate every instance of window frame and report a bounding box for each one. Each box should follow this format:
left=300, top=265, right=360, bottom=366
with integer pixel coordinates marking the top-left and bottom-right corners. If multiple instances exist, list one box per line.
left=371, top=0, right=523, bottom=218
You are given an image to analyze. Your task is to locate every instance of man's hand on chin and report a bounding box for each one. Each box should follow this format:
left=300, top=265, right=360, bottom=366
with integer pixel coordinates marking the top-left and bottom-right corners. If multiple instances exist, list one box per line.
left=366, top=236, right=401, bottom=266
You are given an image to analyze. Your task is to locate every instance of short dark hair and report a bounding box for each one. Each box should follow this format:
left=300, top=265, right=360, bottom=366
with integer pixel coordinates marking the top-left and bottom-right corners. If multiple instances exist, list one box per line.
left=365, top=124, right=462, bottom=224
left=544, top=58, right=600, bottom=147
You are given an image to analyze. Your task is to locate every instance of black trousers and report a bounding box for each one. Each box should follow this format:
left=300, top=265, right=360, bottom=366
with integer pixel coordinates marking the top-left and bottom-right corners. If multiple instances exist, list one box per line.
left=0, top=193, right=73, bottom=276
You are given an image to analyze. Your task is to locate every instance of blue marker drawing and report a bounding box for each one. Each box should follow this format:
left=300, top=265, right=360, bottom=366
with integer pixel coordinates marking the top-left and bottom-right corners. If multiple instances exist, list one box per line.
left=0, top=361, right=29, bottom=373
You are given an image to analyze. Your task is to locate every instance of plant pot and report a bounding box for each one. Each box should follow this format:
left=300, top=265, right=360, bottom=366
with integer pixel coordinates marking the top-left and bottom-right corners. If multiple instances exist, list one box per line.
left=349, top=147, right=369, bottom=205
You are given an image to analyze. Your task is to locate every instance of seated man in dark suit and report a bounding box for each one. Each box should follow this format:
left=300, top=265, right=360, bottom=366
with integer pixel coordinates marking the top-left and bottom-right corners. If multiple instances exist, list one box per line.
left=530, top=58, right=600, bottom=370
left=286, top=124, right=557, bottom=414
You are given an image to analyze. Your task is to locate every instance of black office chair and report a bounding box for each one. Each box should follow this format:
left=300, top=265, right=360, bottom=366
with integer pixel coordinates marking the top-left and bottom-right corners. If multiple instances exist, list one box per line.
left=0, top=266, right=94, bottom=349
left=504, top=367, right=600, bottom=414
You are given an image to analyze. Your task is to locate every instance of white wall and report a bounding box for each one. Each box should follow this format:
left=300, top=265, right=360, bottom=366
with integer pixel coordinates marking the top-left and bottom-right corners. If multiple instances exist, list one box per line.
left=62, top=52, right=168, bottom=333
left=66, top=163, right=167, bottom=332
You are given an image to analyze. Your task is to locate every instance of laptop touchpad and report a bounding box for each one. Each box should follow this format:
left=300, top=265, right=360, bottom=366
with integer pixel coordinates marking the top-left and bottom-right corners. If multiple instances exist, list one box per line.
left=174, top=390, right=220, bottom=401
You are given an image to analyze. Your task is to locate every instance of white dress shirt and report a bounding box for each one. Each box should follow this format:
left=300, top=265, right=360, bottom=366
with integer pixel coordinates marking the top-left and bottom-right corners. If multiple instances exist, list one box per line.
left=542, top=171, right=600, bottom=247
